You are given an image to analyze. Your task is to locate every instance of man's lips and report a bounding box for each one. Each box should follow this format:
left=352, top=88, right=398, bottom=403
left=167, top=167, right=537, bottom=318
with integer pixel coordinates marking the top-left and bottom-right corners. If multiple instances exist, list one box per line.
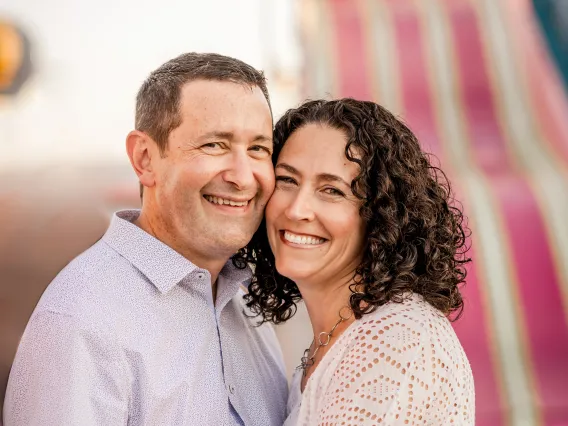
left=203, top=194, right=252, bottom=207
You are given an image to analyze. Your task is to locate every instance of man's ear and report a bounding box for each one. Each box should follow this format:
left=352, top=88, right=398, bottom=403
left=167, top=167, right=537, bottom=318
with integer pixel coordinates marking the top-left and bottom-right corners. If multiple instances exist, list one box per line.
left=126, top=130, right=156, bottom=190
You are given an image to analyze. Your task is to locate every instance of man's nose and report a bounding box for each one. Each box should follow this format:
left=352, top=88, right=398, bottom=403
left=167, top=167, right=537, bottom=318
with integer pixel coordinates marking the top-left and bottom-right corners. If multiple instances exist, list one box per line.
left=222, top=150, right=256, bottom=191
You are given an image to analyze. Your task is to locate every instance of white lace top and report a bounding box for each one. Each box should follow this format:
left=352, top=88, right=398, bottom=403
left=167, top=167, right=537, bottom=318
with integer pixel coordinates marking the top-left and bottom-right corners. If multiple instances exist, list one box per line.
left=284, top=294, right=474, bottom=425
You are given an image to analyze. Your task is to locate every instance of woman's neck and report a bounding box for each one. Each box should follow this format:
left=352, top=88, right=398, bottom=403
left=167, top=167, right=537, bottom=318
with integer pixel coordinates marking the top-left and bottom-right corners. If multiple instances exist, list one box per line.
left=298, top=274, right=357, bottom=341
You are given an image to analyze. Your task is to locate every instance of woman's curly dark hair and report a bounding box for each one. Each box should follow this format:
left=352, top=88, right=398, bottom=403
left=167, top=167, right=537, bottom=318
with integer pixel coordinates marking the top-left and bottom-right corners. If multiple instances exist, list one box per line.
left=233, top=98, right=471, bottom=325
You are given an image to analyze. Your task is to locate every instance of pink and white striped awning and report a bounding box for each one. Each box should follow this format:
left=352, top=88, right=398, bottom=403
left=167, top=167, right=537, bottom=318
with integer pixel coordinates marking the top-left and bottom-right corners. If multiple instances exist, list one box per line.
left=298, top=0, right=568, bottom=424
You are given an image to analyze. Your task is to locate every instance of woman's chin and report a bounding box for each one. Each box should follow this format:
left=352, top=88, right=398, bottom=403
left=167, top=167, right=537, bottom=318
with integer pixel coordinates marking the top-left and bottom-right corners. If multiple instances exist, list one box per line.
left=274, top=258, right=315, bottom=283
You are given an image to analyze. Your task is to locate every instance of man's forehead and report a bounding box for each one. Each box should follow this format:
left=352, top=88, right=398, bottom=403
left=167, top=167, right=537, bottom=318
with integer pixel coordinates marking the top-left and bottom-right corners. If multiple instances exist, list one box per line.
left=180, top=79, right=267, bottom=107
left=179, top=82, right=270, bottom=125
left=172, top=81, right=271, bottom=141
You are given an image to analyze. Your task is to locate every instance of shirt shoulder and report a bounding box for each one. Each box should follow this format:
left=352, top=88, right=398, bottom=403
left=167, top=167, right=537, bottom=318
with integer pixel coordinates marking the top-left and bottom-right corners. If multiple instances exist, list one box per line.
left=33, top=238, right=141, bottom=331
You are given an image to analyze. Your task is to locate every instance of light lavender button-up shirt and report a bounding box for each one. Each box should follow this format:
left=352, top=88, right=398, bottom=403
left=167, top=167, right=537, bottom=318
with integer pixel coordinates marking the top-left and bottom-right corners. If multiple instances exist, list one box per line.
left=3, top=210, right=288, bottom=426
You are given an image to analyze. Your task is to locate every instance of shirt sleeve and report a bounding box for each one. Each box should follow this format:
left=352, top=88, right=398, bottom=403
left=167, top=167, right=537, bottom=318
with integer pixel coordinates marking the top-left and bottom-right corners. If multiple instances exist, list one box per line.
left=3, top=310, right=130, bottom=426
left=314, top=312, right=472, bottom=425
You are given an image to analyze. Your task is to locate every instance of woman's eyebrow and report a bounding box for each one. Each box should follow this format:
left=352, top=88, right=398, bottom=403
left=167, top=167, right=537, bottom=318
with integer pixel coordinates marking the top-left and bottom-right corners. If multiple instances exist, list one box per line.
left=317, top=173, right=350, bottom=187
left=275, top=163, right=300, bottom=175
left=276, top=163, right=350, bottom=186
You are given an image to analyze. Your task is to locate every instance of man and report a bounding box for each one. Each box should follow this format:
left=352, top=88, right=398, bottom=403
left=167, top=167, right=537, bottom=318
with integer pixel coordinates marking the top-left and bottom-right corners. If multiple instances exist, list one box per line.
left=3, top=53, right=288, bottom=425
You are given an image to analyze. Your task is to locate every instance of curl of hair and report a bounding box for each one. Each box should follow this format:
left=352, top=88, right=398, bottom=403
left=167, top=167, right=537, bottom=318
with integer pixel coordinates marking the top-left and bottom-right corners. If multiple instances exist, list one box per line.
left=233, top=98, right=471, bottom=325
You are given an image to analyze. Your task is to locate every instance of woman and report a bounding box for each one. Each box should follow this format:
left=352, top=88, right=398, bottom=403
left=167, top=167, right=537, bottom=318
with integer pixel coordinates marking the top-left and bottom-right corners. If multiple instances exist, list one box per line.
left=239, top=99, right=474, bottom=424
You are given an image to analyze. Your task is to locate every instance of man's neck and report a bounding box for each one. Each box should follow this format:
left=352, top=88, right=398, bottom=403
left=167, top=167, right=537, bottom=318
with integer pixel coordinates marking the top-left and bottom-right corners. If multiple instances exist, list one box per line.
left=135, top=210, right=228, bottom=297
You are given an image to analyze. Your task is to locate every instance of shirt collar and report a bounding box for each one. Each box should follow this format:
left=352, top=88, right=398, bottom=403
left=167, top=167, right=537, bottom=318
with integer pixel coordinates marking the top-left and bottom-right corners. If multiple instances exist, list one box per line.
left=102, top=210, right=252, bottom=296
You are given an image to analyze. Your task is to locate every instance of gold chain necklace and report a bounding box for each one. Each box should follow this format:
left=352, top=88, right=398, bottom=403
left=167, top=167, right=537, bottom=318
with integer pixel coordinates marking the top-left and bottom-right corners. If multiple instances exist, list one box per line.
left=299, top=305, right=353, bottom=376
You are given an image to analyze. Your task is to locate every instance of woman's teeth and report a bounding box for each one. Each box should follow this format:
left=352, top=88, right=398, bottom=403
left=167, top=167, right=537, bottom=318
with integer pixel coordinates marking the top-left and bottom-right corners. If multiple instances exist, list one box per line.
left=284, top=231, right=326, bottom=245
left=204, top=195, right=249, bottom=207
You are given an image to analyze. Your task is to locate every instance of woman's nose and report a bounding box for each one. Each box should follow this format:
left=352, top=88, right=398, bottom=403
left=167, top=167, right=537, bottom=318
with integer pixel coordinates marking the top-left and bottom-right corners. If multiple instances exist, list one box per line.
left=284, top=190, right=315, bottom=222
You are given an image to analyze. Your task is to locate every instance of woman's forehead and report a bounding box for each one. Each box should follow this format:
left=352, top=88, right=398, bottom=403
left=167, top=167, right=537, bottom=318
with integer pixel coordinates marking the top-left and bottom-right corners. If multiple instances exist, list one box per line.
left=278, top=124, right=360, bottom=180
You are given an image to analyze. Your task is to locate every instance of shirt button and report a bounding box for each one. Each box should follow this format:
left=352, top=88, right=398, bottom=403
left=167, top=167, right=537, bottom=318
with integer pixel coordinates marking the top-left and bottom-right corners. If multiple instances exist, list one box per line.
left=197, top=273, right=204, bottom=279
left=228, top=385, right=235, bottom=394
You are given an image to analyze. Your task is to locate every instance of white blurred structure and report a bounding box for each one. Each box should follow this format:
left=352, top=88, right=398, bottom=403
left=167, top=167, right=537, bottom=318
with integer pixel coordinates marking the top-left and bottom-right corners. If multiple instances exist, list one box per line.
left=0, top=0, right=311, bottom=379
left=0, top=0, right=302, bottom=168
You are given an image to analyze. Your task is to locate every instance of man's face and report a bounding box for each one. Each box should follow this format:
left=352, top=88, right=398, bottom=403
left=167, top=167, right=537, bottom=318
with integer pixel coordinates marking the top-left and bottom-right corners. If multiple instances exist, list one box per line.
left=148, top=80, right=274, bottom=260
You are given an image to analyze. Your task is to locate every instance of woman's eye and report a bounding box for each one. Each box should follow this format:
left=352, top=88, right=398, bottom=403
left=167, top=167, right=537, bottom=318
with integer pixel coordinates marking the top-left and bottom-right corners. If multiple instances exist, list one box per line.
left=323, top=187, right=345, bottom=196
left=275, top=176, right=297, bottom=185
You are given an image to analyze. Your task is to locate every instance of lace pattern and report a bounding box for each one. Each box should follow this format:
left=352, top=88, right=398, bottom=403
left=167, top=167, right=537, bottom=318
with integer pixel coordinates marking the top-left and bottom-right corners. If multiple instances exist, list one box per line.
left=284, top=294, right=474, bottom=425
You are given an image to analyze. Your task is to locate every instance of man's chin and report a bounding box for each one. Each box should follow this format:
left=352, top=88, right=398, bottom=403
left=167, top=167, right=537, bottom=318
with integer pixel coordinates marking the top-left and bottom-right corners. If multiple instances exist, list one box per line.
left=213, top=230, right=255, bottom=252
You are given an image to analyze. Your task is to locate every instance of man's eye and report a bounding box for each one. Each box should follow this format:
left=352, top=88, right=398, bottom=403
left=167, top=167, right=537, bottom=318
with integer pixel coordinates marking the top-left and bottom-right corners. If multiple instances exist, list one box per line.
left=202, top=142, right=223, bottom=149
left=249, top=145, right=272, bottom=155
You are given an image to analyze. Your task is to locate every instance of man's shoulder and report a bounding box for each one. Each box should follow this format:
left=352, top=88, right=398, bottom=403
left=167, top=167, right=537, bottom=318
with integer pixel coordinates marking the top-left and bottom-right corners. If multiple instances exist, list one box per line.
left=59, top=237, right=117, bottom=272
left=36, top=238, right=137, bottom=321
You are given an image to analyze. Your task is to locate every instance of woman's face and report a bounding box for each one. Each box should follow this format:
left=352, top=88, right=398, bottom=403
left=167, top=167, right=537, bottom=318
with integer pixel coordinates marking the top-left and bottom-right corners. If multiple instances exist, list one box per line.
left=265, top=123, right=366, bottom=286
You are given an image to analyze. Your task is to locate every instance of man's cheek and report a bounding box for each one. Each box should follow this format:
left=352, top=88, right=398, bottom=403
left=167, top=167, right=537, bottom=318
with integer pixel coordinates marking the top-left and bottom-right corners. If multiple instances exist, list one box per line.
left=258, top=164, right=276, bottom=195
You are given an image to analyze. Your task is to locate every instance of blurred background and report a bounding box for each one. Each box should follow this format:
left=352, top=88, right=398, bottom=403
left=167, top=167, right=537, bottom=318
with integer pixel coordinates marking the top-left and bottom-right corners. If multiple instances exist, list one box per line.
left=1, top=0, right=567, bottom=424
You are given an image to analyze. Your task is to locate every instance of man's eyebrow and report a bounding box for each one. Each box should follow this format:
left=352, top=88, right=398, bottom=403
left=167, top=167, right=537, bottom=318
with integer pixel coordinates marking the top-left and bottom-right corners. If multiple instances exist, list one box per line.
left=197, top=131, right=234, bottom=141
left=275, top=164, right=350, bottom=186
left=196, top=132, right=272, bottom=143
left=252, top=135, right=272, bottom=143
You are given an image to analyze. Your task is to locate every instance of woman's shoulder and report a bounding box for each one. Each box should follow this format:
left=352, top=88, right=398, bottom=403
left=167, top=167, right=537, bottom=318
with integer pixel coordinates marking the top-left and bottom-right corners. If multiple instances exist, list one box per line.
left=354, top=293, right=450, bottom=335
left=313, top=299, right=474, bottom=424
left=343, top=293, right=467, bottom=363
left=327, top=293, right=473, bottom=403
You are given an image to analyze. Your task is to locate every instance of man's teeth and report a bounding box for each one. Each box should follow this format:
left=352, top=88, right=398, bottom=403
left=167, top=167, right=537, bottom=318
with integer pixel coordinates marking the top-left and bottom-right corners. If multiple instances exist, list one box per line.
left=205, top=195, right=249, bottom=207
left=284, top=231, right=326, bottom=245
